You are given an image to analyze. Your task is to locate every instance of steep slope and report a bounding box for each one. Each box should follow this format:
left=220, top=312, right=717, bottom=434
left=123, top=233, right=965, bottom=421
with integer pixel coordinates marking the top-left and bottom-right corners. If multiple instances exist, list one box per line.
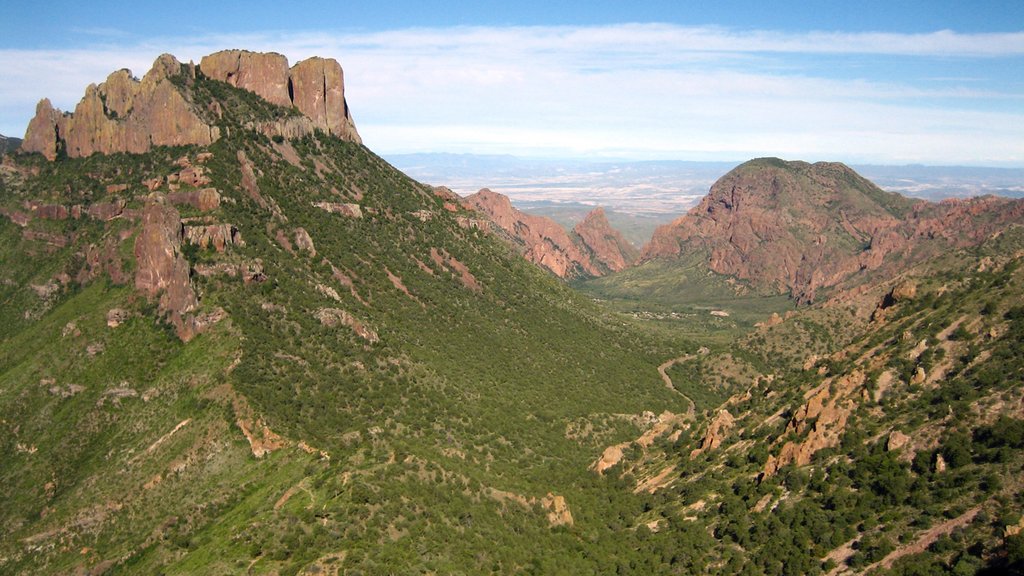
left=573, top=206, right=639, bottom=273
left=462, top=188, right=636, bottom=278
left=0, top=52, right=692, bottom=575
left=598, top=228, right=1024, bottom=574
left=641, top=158, right=1024, bottom=302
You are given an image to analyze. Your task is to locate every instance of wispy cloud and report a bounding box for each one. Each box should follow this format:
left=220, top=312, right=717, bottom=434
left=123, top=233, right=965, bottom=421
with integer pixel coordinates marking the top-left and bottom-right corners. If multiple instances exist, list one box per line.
left=1, top=24, right=1021, bottom=165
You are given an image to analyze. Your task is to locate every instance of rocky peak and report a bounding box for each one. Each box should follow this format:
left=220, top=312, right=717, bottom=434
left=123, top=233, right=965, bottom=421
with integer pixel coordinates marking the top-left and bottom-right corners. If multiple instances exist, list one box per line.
left=200, top=50, right=360, bottom=142
left=22, top=54, right=216, bottom=160
left=462, top=189, right=602, bottom=278
left=641, top=158, right=1024, bottom=303
left=198, top=50, right=292, bottom=107
left=22, top=50, right=360, bottom=161
left=573, top=207, right=639, bottom=273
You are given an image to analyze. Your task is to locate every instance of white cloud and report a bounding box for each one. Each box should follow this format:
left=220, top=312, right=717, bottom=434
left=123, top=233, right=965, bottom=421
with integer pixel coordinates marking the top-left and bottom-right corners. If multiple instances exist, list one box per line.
left=1, top=24, right=1021, bottom=165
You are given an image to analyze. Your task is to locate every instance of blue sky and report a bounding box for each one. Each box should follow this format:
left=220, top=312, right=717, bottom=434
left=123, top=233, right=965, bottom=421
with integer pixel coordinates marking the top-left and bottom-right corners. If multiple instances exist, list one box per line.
left=1, top=1, right=1022, bottom=165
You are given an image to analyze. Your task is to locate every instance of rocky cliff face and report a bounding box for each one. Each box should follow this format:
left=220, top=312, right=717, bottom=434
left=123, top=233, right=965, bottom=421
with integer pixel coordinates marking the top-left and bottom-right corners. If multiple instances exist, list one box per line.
left=22, top=50, right=359, bottom=160
left=642, top=158, right=1024, bottom=302
left=462, top=189, right=636, bottom=279
left=22, top=55, right=217, bottom=160
left=573, top=207, right=639, bottom=273
left=199, top=50, right=360, bottom=142
left=462, top=189, right=601, bottom=278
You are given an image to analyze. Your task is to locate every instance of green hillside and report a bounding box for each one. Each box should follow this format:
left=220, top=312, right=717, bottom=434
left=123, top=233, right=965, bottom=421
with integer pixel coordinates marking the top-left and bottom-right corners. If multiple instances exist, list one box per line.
left=2, top=56, right=1023, bottom=576
left=0, top=63, right=697, bottom=574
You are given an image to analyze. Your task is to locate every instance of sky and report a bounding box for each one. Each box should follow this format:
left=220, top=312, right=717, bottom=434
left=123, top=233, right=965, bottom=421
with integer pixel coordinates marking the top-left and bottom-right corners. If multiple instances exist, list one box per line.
left=1, top=1, right=1022, bottom=166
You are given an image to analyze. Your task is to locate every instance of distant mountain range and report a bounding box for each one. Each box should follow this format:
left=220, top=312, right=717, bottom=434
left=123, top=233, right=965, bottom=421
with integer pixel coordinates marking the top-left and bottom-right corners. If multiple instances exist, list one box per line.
left=0, top=134, right=21, bottom=154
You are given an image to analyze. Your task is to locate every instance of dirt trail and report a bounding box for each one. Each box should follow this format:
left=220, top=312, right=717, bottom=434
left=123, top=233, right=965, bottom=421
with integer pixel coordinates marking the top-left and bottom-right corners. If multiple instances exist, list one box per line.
left=657, top=355, right=697, bottom=418
left=866, top=506, right=980, bottom=573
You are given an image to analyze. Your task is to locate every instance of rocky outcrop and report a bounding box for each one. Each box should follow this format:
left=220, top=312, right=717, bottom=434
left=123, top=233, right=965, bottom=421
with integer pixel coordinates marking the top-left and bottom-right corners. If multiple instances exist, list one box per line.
left=200, top=50, right=360, bottom=142
left=183, top=224, right=243, bottom=252
left=289, top=57, right=360, bottom=142
left=23, top=50, right=361, bottom=161
left=167, top=188, right=221, bottom=212
left=463, top=189, right=602, bottom=278
left=312, top=201, right=362, bottom=218
left=23, top=55, right=218, bottom=160
left=314, top=308, right=379, bottom=343
left=689, top=409, right=735, bottom=459
left=642, top=158, right=1024, bottom=303
left=573, top=207, right=639, bottom=273
left=762, top=370, right=866, bottom=478
left=198, top=50, right=292, bottom=107
left=133, top=195, right=198, bottom=341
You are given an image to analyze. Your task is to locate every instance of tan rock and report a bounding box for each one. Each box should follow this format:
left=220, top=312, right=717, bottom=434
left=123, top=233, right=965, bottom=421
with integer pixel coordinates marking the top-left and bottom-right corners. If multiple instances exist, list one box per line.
left=690, top=409, right=735, bottom=458
left=886, top=430, right=911, bottom=452
left=199, top=50, right=292, bottom=107
left=23, top=55, right=219, bottom=160
left=540, top=493, right=574, bottom=527
left=314, top=308, right=378, bottom=343
left=183, top=224, right=243, bottom=252
left=294, top=227, right=316, bottom=257
left=106, top=308, right=129, bottom=328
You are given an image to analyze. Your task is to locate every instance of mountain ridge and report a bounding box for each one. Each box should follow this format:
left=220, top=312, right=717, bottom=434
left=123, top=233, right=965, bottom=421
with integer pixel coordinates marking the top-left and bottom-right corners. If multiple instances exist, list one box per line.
left=640, top=157, right=1024, bottom=302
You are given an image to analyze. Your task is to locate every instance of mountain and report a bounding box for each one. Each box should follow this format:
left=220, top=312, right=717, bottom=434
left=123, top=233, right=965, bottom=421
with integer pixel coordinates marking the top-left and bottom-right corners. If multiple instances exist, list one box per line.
left=0, top=134, right=22, bottom=154
left=462, top=188, right=637, bottom=278
left=21, top=50, right=359, bottom=161
left=3, top=50, right=1024, bottom=576
left=0, top=51, right=692, bottom=574
left=641, top=158, right=1024, bottom=303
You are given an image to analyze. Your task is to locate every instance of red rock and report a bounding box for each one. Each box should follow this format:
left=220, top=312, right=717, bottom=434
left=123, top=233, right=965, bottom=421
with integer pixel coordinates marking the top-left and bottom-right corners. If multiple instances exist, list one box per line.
left=289, top=57, right=360, bottom=142
left=462, top=189, right=603, bottom=278
left=199, top=50, right=292, bottom=107
left=133, top=195, right=198, bottom=341
left=642, top=159, right=1024, bottom=303
left=183, top=224, right=242, bottom=252
left=689, top=410, right=735, bottom=458
left=22, top=55, right=219, bottom=160
left=86, top=199, right=126, bottom=221
left=167, top=188, right=221, bottom=212
left=1, top=207, right=31, bottom=226
left=574, top=207, right=638, bottom=273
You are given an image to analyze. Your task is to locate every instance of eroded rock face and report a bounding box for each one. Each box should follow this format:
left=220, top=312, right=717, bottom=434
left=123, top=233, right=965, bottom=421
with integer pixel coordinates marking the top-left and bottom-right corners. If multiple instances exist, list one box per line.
left=642, top=158, right=1024, bottom=303
left=23, top=50, right=361, bottom=161
left=689, top=410, right=735, bottom=459
left=462, top=189, right=602, bottom=278
left=133, top=195, right=198, bottom=340
left=289, top=57, right=360, bottom=141
left=23, top=55, right=219, bottom=160
left=183, top=224, right=243, bottom=252
left=200, top=49, right=361, bottom=143
left=762, top=370, right=866, bottom=478
left=199, top=50, right=292, bottom=107
left=573, top=207, right=639, bottom=273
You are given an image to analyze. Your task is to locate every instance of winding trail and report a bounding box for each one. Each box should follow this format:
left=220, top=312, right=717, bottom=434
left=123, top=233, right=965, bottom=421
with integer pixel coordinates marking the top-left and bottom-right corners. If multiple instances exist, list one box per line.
left=657, top=354, right=698, bottom=418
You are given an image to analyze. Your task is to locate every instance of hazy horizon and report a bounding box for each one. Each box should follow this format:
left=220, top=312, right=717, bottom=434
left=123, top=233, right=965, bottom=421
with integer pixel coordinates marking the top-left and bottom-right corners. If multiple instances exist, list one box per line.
left=1, top=2, right=1022, bottom=167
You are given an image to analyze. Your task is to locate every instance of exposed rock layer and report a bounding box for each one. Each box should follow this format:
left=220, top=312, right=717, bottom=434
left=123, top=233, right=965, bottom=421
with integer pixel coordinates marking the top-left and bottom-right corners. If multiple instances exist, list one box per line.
left=462, top=189, right=635, bottom=279
left=23, top=50, right=360, bottom=160
left=642, top=158, right=1024, bottom=302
